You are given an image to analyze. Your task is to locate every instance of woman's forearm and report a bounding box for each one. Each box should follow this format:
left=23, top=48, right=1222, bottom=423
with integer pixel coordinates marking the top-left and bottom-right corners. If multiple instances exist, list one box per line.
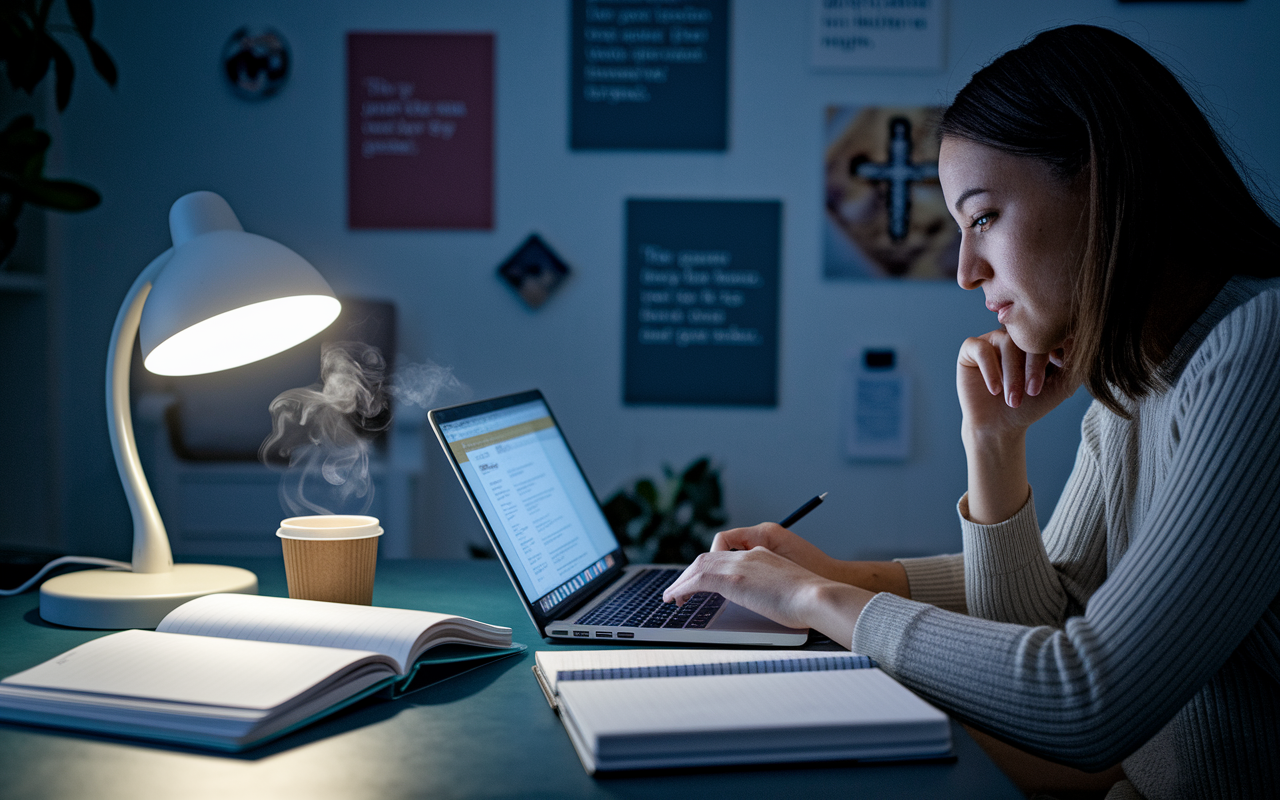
left=962, top=424, right=1031, bottom=524
left=827, top=559, right=911, bottom=598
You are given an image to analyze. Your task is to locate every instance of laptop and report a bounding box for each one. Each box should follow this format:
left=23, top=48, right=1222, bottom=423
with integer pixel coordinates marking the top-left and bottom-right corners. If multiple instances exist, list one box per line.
left=429, top=390, right=808, bottom=646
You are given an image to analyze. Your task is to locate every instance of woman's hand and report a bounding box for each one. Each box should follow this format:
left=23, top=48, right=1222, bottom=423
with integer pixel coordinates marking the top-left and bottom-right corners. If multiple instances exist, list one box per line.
left=956, top=330, right=1077, bottom=438
left=957, top=330, right=1079, bottom=524
left=710, top=523, right=840, bottom=580
left=712, top=523, right=912, bottom=597
left=662, top=547, right=874, bottom=645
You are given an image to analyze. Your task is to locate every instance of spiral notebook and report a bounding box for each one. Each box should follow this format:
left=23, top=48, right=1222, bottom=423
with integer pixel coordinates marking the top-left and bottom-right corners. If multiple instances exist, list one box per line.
left=533, top=649, right=952, bottom=774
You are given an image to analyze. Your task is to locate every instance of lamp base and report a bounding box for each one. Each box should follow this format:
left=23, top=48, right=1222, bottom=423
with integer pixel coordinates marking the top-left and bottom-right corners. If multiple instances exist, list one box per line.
left=39, top=564, right=258, bottom=629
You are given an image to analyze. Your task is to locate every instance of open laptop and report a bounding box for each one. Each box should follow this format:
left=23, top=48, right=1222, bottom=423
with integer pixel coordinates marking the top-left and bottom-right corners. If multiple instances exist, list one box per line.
left=429, top=390, right=808, bottom=646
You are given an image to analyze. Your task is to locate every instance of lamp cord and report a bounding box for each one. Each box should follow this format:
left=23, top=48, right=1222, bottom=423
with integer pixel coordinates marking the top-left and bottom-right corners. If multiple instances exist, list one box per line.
left=0, top=557, right=132, bottom=597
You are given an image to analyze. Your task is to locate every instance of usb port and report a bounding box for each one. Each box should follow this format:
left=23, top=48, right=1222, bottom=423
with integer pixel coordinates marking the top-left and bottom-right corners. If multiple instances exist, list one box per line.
left=573, top=630, right=590, bottom=637
left=550, top=630, right=568, bottom=636
left=594, top=631, right=613, bottom=638
left=617, top=632, right=635, bottom=638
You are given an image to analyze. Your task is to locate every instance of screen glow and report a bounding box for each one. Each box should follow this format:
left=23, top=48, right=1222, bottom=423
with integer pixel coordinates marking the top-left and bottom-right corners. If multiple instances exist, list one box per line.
left=144, top=295, right=341, bottom=376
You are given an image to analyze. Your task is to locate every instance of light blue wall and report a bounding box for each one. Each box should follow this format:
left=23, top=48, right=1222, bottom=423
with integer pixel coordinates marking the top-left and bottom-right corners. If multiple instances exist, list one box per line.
left=45, top=0, right=1280, bottom=560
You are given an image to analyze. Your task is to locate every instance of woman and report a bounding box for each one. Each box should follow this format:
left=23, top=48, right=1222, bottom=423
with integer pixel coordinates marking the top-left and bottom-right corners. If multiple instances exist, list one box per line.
left=663, top=25, right=1280, bottom=800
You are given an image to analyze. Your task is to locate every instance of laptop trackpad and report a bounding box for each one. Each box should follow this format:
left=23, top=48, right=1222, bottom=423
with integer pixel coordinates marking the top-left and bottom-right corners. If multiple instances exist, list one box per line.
left=712, top=600, right=807, bottom=634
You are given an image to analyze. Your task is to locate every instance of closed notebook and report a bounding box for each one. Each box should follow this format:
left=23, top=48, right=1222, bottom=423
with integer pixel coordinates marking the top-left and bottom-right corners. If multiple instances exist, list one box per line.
left=533, top=649, right=951, bottom=774
left=0, top=593, right=524, bottom=751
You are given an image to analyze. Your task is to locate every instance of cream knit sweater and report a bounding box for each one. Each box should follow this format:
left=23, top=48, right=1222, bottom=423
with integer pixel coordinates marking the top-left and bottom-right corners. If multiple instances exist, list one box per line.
left=852, top=276, right=1280, bottom=800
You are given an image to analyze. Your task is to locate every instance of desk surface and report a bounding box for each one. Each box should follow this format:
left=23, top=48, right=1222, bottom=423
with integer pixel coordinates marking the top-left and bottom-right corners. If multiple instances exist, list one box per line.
left=0, top=559, right=1020, bottom=800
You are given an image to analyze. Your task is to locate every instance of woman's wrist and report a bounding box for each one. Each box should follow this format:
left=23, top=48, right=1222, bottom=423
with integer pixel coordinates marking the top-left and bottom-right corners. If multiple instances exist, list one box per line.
left=960, top=418, right=1027, bottom=455
left=796, top=579, right=874, bottom=648
left=962, top=421, right=1030, bottom=524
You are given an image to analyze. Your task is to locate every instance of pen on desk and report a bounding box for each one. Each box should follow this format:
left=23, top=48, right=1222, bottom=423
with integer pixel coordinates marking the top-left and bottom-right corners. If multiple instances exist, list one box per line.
left=778, top=492, right=828, bottom=528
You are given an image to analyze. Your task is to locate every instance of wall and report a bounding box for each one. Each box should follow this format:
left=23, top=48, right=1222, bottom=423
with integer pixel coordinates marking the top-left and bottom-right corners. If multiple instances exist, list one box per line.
left=33, top=0, right=1280, bottom=561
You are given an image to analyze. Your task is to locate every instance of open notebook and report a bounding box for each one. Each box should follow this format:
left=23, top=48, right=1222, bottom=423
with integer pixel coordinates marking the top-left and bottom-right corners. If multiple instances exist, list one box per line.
left=0, top=594, right=524, bottom=751
left=534, top=649, right=952, bottom=774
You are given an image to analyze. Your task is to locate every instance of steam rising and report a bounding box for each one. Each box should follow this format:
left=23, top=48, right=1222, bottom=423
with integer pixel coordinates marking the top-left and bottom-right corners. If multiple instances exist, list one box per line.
left=387, top=360, right=470, bottom=409
left=260, top=342, right=470, bottom=516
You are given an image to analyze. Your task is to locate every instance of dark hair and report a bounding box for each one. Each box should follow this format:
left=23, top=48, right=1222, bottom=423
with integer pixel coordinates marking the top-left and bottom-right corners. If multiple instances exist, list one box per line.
left=940, top=25, right=1280, bottom=416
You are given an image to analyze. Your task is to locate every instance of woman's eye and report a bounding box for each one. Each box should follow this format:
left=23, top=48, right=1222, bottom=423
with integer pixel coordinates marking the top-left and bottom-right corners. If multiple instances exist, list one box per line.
left=970, top=213, right=995, bottom=232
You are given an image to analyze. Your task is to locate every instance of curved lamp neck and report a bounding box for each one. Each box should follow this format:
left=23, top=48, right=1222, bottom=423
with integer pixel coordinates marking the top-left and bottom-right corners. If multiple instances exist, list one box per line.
left=107, top=249, right=174, bottom=573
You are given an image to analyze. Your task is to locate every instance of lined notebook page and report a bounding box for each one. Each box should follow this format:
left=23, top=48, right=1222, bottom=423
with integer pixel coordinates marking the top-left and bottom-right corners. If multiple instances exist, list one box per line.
left=0, top=630, right=391, bottom=710
left=558, top=668, right=945, bottom=740
left=156, top=594, right=464, bottom=673
left=536, top=649, right=857, bottom=693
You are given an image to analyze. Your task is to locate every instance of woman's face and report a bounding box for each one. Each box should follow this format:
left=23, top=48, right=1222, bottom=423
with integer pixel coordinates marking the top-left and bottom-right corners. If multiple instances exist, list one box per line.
left=939, top=136, right=1088, bottom=355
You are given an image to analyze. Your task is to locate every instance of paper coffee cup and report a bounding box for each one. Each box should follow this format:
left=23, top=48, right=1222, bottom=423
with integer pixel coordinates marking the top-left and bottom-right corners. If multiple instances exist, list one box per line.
left=277, top=515, right=383, bottom=605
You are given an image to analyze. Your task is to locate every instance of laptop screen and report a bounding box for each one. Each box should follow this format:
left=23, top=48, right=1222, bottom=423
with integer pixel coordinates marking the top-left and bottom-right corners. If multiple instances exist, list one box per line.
left=432, top=392, right=625, bottom=618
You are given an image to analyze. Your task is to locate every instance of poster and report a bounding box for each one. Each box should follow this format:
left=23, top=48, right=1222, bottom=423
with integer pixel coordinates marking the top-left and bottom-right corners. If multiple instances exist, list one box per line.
left=810, top=0, right=945, bottom=72
left=823, top=106, right=958, bottom=280
left=624, top=200, right=780, bottom=406
left=347, top=33, right=493, bottom=229
left=570, top=0, right=729, bottom=150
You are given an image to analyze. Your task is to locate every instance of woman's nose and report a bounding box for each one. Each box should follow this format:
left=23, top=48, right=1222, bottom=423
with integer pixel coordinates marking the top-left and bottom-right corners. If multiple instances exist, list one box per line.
left=956, top=237, right=990, bottom=291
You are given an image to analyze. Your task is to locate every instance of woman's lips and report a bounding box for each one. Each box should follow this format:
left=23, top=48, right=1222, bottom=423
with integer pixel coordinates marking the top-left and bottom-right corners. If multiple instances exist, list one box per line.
left=987, top=300, right=1012, bottom=323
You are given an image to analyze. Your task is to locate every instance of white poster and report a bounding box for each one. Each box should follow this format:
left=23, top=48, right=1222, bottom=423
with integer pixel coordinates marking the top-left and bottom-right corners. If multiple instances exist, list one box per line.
left=811, top=0, right=945, bottom=72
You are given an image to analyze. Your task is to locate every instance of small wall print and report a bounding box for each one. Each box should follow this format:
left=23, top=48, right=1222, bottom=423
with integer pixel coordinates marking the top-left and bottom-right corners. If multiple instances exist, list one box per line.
left=823, top=106, right=958, bottom=280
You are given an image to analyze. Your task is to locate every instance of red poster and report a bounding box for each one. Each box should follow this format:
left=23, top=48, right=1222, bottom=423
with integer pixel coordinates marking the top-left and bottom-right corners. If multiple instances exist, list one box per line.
left=347, top=33, right=493, bottom=229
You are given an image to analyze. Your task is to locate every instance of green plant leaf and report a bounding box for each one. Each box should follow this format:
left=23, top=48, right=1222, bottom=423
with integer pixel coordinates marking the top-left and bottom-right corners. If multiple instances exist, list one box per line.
left=6, top=127, right=51, bottom=156
left=0, top=116, right=50, bottom=177
left=65, top=0, right=92, bottom=37
left=20, top=178, right=99, bottom=210
left=10, top=33, right=52, bottom=94
left=601, top=493, right=644, bottom=546
left=609, top=456, right=725, bottom=563
left=49, top=34, right=73, bottom=109
left=635, top=514, right=664, bottom=546
left=682, top=457, right=710, bottom=484
left=0, top=173, right=24, bottom=195
left=635, top=478, right=658, bottom=506
left=84, top=36, right=115, bottom=85
left=2, top=114, right=37, bottom=134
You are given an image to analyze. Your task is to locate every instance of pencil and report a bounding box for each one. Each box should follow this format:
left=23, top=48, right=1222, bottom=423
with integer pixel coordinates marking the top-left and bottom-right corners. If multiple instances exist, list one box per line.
left=778, top=492, right=828, bottom=528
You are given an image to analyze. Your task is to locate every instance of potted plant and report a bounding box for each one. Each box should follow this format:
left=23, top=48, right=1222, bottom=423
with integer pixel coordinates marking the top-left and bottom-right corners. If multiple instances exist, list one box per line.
left=601, top=457, right=727, bottom=564
left=1, top=0, right=117, bottom=267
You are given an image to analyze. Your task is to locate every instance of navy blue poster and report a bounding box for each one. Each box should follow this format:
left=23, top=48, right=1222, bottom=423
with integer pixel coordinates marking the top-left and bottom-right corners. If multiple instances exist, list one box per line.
left=624, top=199, right=781, bottom=406
left=571, top=0, right=729, bottom=151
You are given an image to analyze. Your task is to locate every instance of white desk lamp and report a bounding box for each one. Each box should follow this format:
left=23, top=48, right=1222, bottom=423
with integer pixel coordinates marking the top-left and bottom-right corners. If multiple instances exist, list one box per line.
left=39, top=191, right=342, bottom=628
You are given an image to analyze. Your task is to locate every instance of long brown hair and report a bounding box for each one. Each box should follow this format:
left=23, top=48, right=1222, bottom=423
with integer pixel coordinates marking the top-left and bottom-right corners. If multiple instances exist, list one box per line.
left=940, top=25, right=1280, bottom=416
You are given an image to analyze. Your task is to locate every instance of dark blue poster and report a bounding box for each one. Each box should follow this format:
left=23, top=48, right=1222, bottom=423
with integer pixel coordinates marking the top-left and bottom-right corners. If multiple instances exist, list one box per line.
left=571, top=0, right=729, bottom=151
left=624, top=199, right=781, bottom=406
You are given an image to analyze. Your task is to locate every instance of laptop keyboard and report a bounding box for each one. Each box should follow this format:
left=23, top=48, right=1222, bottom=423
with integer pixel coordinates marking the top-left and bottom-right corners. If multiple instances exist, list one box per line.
left=574, top=568, right=726, bottom=629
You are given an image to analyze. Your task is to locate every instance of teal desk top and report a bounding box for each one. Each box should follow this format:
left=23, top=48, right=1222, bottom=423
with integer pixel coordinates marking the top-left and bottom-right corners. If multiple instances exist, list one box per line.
left=0, top=558, right=1020, bottom=799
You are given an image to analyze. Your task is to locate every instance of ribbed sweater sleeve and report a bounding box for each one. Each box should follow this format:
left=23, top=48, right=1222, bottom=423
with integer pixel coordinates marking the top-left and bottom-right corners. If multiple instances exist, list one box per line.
left=959, top=490, right=1069, bottom=626
left=853, top=288, right=1280, bottom=772
left=895, top=554, right=967, bottom=613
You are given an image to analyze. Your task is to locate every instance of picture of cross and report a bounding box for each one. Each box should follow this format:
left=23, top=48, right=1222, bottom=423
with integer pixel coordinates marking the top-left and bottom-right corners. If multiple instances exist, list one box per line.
left=853, top=117, right=939, bottom=243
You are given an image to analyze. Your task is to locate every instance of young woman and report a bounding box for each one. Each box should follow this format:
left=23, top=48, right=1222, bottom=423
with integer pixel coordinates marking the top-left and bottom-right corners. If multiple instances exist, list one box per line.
left=663, top=25, right=1280, bottom=800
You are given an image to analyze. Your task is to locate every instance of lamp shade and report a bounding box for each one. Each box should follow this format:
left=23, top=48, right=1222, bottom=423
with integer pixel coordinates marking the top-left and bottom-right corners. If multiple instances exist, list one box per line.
left=140, top=192, right=340, bottom=376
